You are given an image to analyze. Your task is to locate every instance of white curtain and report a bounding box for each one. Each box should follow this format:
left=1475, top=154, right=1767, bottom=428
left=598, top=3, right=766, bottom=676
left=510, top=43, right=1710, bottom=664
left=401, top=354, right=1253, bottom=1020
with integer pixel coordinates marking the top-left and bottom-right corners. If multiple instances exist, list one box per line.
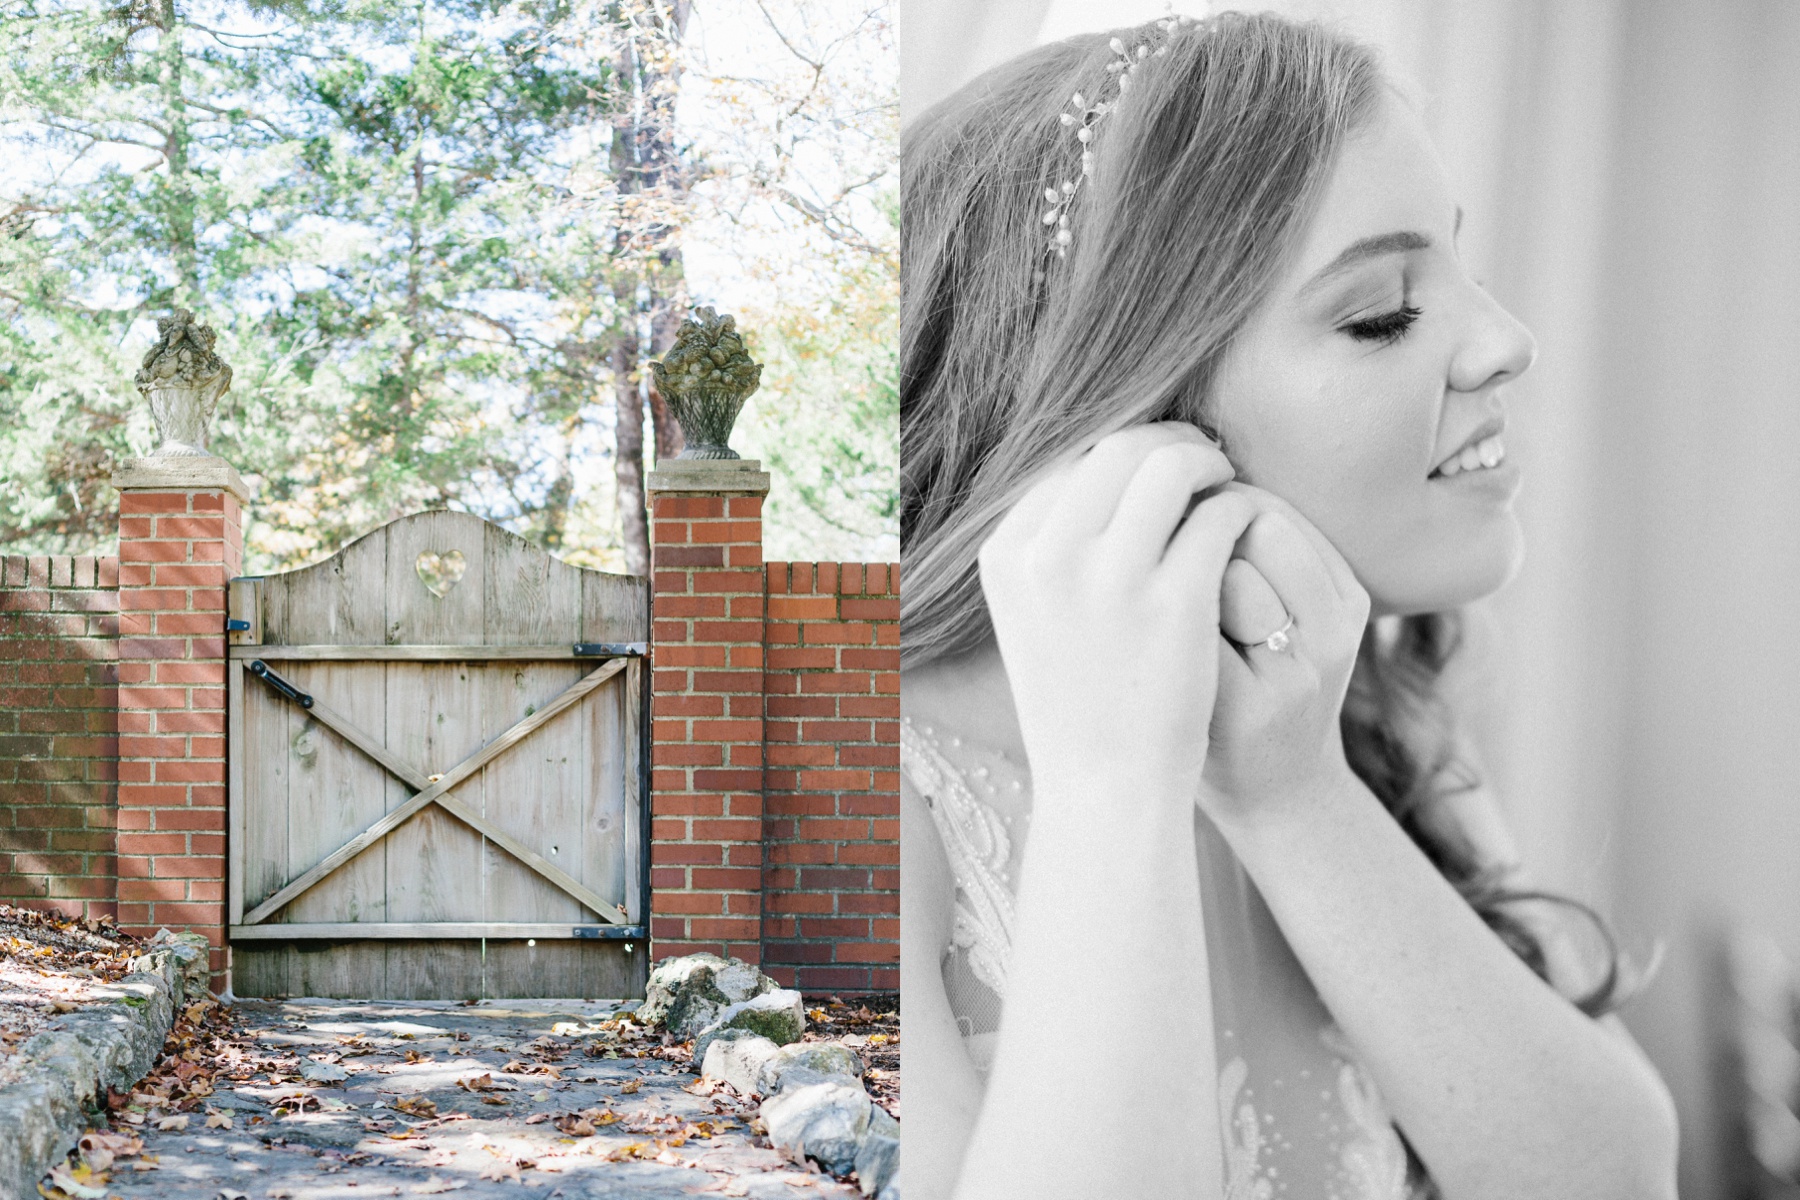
left=901, top=2, right=1800, bottom=1193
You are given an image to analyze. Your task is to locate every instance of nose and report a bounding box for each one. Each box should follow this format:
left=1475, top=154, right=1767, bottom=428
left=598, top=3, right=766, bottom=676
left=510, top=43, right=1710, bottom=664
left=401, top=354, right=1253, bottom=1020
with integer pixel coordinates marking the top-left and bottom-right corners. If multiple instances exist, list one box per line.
left=1448, top=280, right=1537, bottom=394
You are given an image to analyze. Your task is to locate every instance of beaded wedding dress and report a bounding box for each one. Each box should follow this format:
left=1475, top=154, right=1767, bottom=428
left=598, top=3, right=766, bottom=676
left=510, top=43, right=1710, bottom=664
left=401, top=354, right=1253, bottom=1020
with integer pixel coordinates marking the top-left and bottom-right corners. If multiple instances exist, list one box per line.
left=902, top=716, right=1433, bottom=1200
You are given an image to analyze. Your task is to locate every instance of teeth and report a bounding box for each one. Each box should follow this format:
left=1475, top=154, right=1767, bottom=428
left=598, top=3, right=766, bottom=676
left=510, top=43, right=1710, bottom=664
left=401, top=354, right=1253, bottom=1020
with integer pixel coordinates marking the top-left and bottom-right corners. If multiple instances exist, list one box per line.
left=1433, top=433, right=1506, bottom=478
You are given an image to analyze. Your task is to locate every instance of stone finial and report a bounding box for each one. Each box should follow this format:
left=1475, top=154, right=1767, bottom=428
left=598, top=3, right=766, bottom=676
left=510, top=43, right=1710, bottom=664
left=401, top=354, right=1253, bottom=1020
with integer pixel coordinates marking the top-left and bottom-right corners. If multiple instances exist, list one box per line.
left=135, top=308, right=232, bottom=457
left=649, top=307, right=763, bottom=461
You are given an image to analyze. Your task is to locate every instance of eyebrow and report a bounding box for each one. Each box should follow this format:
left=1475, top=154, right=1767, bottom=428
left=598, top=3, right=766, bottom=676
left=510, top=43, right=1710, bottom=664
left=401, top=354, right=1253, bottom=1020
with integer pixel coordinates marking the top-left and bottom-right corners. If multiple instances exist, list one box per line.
left=1299, top=230, right=1431, bottom=297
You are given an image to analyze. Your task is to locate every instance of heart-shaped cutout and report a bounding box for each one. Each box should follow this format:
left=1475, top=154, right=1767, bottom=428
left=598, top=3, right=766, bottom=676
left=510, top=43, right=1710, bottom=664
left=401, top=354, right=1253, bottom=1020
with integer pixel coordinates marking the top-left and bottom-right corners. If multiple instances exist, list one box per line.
left=415, top=549, right=467, bottom=599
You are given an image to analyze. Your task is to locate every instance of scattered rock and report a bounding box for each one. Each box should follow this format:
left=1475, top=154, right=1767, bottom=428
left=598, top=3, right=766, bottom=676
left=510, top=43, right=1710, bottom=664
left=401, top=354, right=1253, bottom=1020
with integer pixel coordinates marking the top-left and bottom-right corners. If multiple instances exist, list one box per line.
left=136, top=929, right=212, bottom=999
left=854, top=1133, right=899, bottom=1197
left=639, top=953, right=777, bottom=1038
left=759, top=1041, right=863, bottom=1094
left=700, top=1031, right=781, bottom=1095
left=691, top=988, right=805, bottom=1065
left=760, top=1080, right=896, bottom=1176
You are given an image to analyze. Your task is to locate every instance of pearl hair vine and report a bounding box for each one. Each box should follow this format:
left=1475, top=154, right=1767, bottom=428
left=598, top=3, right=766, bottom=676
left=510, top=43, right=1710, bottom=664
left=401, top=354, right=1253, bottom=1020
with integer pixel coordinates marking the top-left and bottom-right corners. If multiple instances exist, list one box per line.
left=1037, top=8, right=1205, bottom=270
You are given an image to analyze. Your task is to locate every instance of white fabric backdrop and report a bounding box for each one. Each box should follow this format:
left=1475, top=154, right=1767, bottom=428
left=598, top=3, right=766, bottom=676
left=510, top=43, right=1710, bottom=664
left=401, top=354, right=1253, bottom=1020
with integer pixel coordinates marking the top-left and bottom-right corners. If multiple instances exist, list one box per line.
left=902, top=2, right=1800, bottom=1193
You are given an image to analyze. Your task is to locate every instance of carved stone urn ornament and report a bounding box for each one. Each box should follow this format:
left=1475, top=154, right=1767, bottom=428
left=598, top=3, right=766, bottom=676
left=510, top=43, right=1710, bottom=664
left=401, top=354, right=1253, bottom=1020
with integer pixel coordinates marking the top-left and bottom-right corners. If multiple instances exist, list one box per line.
left=135, top=308, right=233, bottom=457
left=649, top=307, right=763, bottom=460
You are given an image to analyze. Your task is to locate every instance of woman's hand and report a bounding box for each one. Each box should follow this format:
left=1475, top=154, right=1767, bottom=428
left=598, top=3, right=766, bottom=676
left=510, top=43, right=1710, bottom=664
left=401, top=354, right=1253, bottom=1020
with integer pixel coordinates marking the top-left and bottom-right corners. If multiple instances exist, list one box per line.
left=1204, top=483, right=1371, bottom=829
left=978, top=423, right=1256, bottom=806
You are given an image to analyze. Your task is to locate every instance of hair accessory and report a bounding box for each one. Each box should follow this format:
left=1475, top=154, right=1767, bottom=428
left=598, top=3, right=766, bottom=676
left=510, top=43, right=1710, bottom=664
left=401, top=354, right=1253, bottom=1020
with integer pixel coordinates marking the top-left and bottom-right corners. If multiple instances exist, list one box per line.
left=1038, top=8, right=1202, bottom=265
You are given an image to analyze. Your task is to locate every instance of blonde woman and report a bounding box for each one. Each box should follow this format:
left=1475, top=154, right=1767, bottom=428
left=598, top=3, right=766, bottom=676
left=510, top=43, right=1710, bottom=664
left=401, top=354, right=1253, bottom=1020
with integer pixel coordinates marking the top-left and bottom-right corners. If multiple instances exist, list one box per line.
left=900, top=12, right=1678, bottom=1200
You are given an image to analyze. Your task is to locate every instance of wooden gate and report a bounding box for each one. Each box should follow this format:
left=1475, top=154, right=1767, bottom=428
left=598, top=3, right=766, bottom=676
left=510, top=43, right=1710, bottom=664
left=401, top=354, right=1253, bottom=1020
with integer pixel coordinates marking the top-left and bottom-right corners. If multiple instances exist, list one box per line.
left=225, top=510, right=648, bottom=1000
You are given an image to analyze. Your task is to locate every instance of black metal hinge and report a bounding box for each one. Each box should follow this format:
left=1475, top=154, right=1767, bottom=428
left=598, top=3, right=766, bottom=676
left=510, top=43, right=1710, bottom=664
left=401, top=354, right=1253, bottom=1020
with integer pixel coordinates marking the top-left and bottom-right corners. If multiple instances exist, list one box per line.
left=573, top=642, right=647, bottom=658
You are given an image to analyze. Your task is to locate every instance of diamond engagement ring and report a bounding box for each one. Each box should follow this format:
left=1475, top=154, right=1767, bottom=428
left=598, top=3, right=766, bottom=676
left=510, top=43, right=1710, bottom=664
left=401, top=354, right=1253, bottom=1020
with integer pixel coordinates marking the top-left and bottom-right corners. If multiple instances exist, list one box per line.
left=1258, top=616, right=1295, bottom=653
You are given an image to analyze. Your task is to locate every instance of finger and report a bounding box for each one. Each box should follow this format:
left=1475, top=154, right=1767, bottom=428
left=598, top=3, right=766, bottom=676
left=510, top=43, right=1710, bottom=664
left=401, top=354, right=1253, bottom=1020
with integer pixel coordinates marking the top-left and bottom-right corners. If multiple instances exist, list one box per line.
left=1233, top=510, right=1341, bottom=641
left=1047, top=422, right=1225, bottom=538
left=1215, top=481, right=1360, bottom=604
left=1102, top=441, right=1237, bottom=571
left=1157, top=489, right=1260, bottom=605
left=1217, top=631, right=1257, bottom=690
left=1219, top=557, right=1287, bottom=647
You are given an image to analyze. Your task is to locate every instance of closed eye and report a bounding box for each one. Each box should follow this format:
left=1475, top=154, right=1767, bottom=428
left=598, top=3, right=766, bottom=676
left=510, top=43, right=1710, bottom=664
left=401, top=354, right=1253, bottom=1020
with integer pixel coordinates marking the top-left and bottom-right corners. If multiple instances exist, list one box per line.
left=1343, top=304, right=1422, bottom=346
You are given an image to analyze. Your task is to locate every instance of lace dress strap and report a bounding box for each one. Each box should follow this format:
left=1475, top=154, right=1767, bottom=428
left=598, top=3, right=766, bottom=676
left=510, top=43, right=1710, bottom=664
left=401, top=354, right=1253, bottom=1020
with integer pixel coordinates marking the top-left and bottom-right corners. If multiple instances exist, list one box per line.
left=899, top=717, right=1017, bottom=998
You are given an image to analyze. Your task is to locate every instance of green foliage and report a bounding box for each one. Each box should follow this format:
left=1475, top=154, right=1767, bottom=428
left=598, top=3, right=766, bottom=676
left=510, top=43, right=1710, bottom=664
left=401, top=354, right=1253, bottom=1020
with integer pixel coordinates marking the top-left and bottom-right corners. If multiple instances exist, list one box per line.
left=0, top=0, right=897, bottom=571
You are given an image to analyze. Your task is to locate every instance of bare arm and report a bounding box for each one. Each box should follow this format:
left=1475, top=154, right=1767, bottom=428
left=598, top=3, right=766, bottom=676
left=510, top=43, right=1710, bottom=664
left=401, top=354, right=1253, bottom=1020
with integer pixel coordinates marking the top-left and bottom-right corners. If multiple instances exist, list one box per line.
left=952, top=776, right=1226, bottom=1200
left=1215, top=776, right=1678, bottom=1200
left=900, top=774, right=984, bottom=1200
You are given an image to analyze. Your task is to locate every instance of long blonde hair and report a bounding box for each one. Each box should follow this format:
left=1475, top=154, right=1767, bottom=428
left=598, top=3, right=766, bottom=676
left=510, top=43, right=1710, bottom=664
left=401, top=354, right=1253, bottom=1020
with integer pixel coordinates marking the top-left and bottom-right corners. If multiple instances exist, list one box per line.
left=901, top=12, right=1629, bottom=1018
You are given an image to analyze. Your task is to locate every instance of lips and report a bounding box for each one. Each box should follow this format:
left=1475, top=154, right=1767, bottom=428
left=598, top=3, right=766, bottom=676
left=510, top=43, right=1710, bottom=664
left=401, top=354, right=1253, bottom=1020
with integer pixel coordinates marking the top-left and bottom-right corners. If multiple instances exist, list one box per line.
left=1430, top=414, right=1506, bottom=478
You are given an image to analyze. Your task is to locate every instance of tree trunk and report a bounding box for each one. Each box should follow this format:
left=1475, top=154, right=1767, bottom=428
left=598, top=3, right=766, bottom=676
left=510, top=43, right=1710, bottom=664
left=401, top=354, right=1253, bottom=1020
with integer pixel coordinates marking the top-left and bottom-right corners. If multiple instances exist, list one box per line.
left=608, top=0, right=692, bottom=573
left=157, top=0, right=199, bottom=305
left=612, top=316, right=649, bottom=575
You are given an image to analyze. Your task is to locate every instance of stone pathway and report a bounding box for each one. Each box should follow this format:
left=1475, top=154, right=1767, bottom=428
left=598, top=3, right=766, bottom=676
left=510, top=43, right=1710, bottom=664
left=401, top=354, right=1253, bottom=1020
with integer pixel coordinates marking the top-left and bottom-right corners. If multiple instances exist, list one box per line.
left=100, top=997, right=861, bottom=1200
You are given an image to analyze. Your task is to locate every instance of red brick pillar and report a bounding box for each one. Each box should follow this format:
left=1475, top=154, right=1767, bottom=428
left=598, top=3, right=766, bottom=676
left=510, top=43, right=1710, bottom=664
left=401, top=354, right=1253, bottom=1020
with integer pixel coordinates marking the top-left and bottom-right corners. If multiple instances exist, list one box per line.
left=646, top=458, right=770, bottom=965
left=110, top=455, right=247, bottom=981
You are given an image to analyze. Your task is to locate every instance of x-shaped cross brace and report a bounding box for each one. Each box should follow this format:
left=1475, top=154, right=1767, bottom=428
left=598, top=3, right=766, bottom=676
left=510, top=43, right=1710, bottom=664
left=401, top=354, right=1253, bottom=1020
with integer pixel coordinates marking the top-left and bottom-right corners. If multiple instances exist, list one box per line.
left=241, top=658, right=631, bottom=927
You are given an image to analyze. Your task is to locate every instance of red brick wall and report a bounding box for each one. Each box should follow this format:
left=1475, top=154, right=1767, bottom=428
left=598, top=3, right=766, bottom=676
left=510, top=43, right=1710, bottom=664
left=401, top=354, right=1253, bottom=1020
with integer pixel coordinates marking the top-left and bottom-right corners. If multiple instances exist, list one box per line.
left=115, top=489, right=242, bottom=977
left=645, top=479, right=901, bottom=994
left=761, top=562, right=900, bottom=994
left=0, top=555, right=121, bottom=922
left=648, top=492, right=770, bottom=964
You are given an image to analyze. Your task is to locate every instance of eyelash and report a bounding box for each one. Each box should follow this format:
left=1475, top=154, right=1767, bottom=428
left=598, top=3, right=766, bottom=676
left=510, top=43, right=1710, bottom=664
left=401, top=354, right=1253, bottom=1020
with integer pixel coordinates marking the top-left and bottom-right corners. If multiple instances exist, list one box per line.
left=1343, top=304, right=1422, bottom=346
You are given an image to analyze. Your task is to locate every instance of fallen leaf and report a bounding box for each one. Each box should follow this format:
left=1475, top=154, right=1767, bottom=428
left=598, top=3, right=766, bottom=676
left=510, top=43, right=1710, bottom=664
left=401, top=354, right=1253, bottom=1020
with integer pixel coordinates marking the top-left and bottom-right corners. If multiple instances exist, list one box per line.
left=481, top=1096, right=509, bottom=1106
left=552, top=1114, right=595, bottom=1137
left=477, top=1160, right=521, bottom=1183
left=619, top=1079, right=641, bottom=1095
left=154, top=1115, right=188, bottom=1132
left=43, top=1165, right=107, bottom=1200
left=458, top=1073, right=514, bottom=1092
left=524, top=1112, right=550, bottom=1125
left=392, top=1095, right=438, bottom=1118
left=205, top=1112, right=233, bottom=1129
left=656, top=1148, right=683, bottom=1165
left=531, top=1089, right=551, bottom=1102
left=410, top=1179, right=467, bottom=1194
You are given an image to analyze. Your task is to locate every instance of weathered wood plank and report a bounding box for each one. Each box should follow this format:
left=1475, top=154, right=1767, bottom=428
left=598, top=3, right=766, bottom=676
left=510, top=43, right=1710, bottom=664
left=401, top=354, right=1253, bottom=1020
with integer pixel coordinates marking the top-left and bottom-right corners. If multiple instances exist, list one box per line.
left=269, top=525, right=389, bottom=646
left=285, top=662, right=392, bottom=932
left=228, top=660, right=247, bottom=925
left=481, top=661, right=579, bottom=924
left=384, top=511, right=488, bottom=645
left=384, top=661, right=486, bottom=924
left=231, top=644, right=643, bottom=661
left=242, top=664, right=293, bottom=921
left=482, top=939, right=644, bottom=1000
left=234, top=939, right=640, bottom=1000
left=581, top=570, right=649, bottom=644
left=484, top=522, right=584, bottom=645
left=230, top=922, right=646, bottom=941
left=240, top=659, right=626, bottom=925
left=227, top=577, right=262, bottom=645
left=622, top=657, right=644, bottom=922
left=585, top=657, right=632, bottom=920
